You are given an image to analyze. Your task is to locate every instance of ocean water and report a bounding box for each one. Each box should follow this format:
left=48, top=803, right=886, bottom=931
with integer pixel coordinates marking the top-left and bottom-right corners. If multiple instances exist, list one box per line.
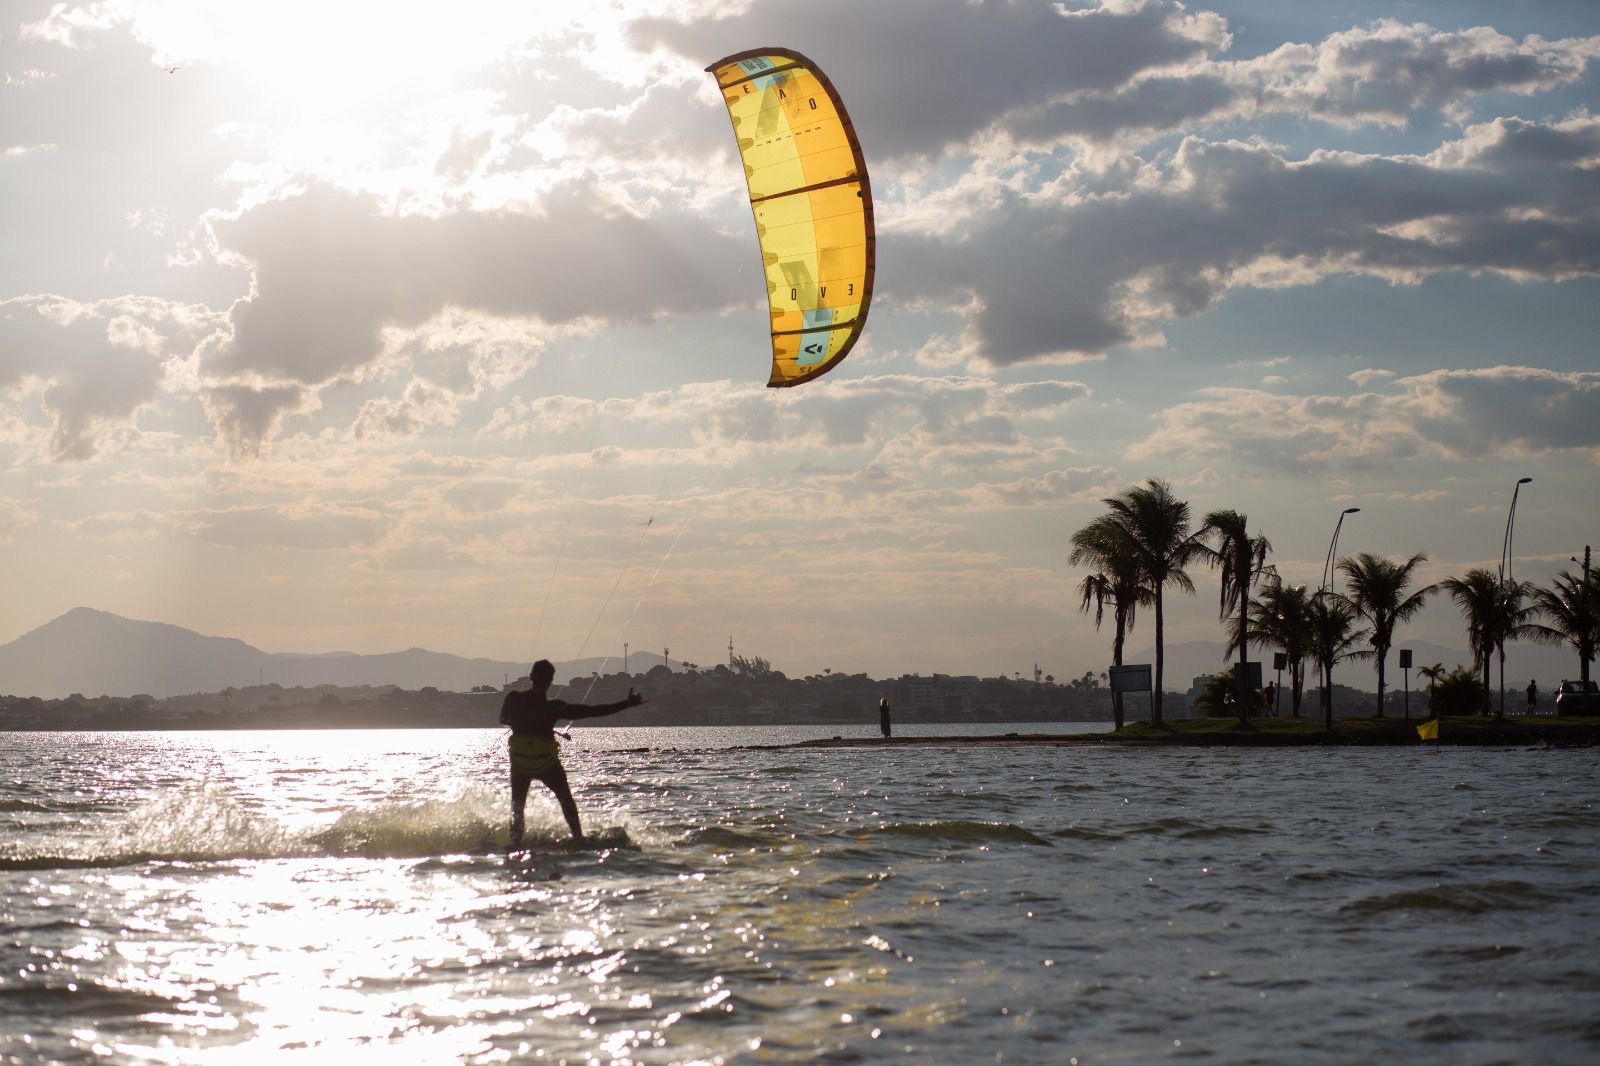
left=2, top=724, right=1597, bottom=1065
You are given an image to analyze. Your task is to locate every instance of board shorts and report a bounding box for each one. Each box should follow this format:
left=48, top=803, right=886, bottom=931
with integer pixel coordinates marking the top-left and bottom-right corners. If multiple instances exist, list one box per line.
left=509, top=735, right=561, bottom=777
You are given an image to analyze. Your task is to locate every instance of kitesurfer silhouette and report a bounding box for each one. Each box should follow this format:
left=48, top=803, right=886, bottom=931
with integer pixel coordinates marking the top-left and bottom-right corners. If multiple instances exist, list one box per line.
left=500, top=659, right=646, bottom=847
left=879, top=697, right=891, bottom=738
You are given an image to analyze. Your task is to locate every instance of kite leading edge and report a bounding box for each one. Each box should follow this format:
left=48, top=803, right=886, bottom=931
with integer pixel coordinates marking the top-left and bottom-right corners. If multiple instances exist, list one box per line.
left=706, top=48, right=875, bottom=388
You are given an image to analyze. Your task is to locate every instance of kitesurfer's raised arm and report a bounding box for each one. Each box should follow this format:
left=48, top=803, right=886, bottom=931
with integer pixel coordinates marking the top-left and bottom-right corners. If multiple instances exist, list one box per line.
left=560, top=687, right=647, bottom=721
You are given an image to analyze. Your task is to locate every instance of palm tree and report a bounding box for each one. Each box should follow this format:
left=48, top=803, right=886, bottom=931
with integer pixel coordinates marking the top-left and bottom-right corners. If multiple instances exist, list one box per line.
left=1526, top=569, right=1600, bottom=686
left=1201, top=509, right=1273, bottom=727
left=1337, top=552, right=1436, bottom=717
left=1245, top=578, right=1313, bottom=717
left=1309, top=593, right=1371, bottom=730
left=1101, top=479, right=1206, bottom=725
left=1490, top=580, right=1541, bottom=716
left=1070, top=515, right=1152, bottom=731
left=1417, top=662, right=1446, bottom=712
left=1439, top=568, right=1501, bottom=711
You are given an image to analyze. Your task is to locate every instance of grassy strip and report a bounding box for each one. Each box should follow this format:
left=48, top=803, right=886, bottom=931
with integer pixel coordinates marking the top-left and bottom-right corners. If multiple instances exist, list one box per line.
left=1109, top=715, right=1600, bottom=746
left=781, top=715, right=1600, bottom=749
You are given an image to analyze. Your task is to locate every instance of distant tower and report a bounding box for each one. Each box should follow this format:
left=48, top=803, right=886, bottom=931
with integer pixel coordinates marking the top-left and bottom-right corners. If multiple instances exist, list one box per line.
left=624, top=642, right=629, bottom=674
left=664, top=647, right=670, bottom=672
left=729, top=635, right=735, bottom=668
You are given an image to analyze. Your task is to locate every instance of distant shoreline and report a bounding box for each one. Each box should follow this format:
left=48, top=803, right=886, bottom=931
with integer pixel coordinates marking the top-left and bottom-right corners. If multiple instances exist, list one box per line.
left=770, top=716, right=1600, bottom=749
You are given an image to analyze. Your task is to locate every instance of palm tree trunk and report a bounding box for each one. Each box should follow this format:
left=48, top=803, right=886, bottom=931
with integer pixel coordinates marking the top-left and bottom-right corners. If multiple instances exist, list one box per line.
left=1496, top=640, right=1507, bottom=717
left=1322, top=662, right=1333, bottom=731
left=1153, top=590, right=1165, bottom=726
left=1111, top=611, right=1127, bottom=731
left=1375, top=642, right=1386, bottom=718
left=1235, top=586, right=1250, bottom=727
left=1480, top=650, right=1492, bottom=714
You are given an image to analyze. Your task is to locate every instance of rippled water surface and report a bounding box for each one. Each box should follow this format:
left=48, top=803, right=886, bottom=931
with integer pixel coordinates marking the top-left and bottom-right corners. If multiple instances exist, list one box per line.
left=3, top=725, right=1598, bottom=1064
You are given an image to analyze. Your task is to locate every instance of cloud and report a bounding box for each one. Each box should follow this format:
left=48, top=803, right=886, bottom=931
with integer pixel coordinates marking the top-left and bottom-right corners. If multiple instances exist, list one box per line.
left=17, top=3, right=125, bottom=47
left=890, top=112, right=1600, bottom=367
left=632, top=0, right=1223, bottom=159
left=968, top=465, right=1121, bottom=508
left=0, top=294, right=221, bottom=461
left=198, top=382, right=318, bottom=460
left=1015, top=21, right=1599, bottom=147
left=0, top=496, right=40, bottom=541
left=171, top=502, right=388, bottom=550
left=191, top=182, right=747, bottom=451
left=1129, top=365, right=1600, bottom=474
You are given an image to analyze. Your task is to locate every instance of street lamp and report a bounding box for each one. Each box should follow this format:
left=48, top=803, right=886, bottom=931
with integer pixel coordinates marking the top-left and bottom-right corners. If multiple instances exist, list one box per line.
left=1499, top=477, right=1533, bottom=585
left=1496, top=476, right=1533, bottom=715
left=1321, top=507, right=1361, bottom=595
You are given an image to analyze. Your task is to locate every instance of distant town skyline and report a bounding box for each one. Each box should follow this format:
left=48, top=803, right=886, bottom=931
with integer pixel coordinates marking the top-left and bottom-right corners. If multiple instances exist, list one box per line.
left=2, top=1, right=1598, bottom=682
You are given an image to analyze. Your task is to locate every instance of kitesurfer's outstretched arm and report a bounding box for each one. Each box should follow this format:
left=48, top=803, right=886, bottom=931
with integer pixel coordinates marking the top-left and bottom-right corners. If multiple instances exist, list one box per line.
left=561, top=688, right=647, bottom=721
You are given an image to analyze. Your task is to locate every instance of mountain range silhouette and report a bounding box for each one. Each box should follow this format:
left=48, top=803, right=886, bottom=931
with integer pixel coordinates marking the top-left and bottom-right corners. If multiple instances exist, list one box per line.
left=0, top=608, right=665, bottom=699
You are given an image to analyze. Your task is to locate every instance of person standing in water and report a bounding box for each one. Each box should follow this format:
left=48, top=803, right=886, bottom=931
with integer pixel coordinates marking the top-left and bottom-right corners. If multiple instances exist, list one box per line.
left=500, top=659, right=646, bottom=847
left=879, top=697, right=892, bottom=738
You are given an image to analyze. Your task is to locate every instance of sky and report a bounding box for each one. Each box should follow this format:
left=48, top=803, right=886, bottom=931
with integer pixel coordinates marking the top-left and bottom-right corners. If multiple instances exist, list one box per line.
left=2, top=0, right=1598, bottom=684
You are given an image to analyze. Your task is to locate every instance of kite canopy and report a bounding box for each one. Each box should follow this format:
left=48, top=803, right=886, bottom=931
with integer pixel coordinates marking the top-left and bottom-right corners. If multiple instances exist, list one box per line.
left=707, top=48, right=875, bottom=388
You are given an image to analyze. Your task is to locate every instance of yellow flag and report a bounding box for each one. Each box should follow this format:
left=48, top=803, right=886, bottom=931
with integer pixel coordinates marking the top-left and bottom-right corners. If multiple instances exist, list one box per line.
left=1417, top=718, right=1439, bottom=741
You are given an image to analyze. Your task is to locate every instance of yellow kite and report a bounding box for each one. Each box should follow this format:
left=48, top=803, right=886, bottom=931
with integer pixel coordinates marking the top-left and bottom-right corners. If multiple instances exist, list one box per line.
left=707, top=48, right=875, bottom=387
left=1417, top=718, right=1439, bottom=741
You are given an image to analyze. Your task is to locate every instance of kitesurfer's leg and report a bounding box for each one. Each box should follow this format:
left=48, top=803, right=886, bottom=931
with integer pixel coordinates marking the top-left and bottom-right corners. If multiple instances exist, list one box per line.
left=510, top=766, right=532, bottom=848
left=538, top=763, right=584, bottom=842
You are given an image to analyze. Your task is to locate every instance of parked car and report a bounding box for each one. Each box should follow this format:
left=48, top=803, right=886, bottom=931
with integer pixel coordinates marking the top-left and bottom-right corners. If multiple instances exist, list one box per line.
left=1554, top=679, right=1598, bottom=716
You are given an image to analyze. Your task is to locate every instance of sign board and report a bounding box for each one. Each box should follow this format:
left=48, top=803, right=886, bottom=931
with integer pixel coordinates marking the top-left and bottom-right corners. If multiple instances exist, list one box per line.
left=1109, top=664, right=1153, bottom=693
left=1273, top=652, right=1287, bottom=671
left=1398, top=649, right=1413, bottom=669
left=1231, top=661, right=1264, bottom=689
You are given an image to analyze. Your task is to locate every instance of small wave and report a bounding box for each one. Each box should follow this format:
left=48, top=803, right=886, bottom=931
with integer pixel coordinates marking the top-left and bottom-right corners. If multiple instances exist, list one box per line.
left=307, top=792, right=503, bottom=858
left=1125, top=816, right=1266, bottom=839
left=1340, top=880, right=1561, bottom=917
left=690, top=825, right=781, bottom=850
left=0, top=785, right=640, bottom=868
left=861, top=820, right=1052, bottom=847
left=0, top=981, right=179, bottom=1018
left=0, top=799, right=48, bottom=813
left=1417, top=943, right=1525, bottom=961
left=1050, top=826, right=1122, bottom=842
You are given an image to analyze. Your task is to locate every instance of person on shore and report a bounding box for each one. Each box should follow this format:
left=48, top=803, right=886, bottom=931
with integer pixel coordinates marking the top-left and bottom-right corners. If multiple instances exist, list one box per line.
left=499, top=659, right=646, bottom=848
left=879, top=697, right=892, bottom=738
left=1526, top=679, right=1538, bottom=715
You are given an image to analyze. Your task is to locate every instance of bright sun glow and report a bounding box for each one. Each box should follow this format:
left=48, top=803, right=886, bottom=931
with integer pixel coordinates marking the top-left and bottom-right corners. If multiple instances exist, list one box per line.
left=131, top=0, right=571, bottom=118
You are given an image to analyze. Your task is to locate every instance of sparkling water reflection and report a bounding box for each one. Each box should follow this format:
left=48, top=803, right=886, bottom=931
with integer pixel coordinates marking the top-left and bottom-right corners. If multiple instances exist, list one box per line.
left=2, top=727, right=1597, bottom=1064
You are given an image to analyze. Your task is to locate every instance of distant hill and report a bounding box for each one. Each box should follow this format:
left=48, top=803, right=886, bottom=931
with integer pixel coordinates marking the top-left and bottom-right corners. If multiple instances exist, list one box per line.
left=1124, top=638, right=1582, bottom=694
left=0, top=608, right=673, bottom=699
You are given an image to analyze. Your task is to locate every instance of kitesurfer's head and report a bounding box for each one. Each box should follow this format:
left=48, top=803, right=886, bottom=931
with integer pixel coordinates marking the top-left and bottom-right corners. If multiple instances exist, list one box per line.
left=531, top=659, right=556, bottom=688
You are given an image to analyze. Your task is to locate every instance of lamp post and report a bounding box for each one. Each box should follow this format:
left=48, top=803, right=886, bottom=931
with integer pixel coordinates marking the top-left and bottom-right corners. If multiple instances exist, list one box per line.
left=1499, top=477, right=1533, bottom=586
left=1318, top=511, right=1358, bottom=720
left=1496, top=477, right=1533, bottom=715
left=1576, top=546, right=1595, bottom=688
left=1320, top=507, right=1361, bottom=595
